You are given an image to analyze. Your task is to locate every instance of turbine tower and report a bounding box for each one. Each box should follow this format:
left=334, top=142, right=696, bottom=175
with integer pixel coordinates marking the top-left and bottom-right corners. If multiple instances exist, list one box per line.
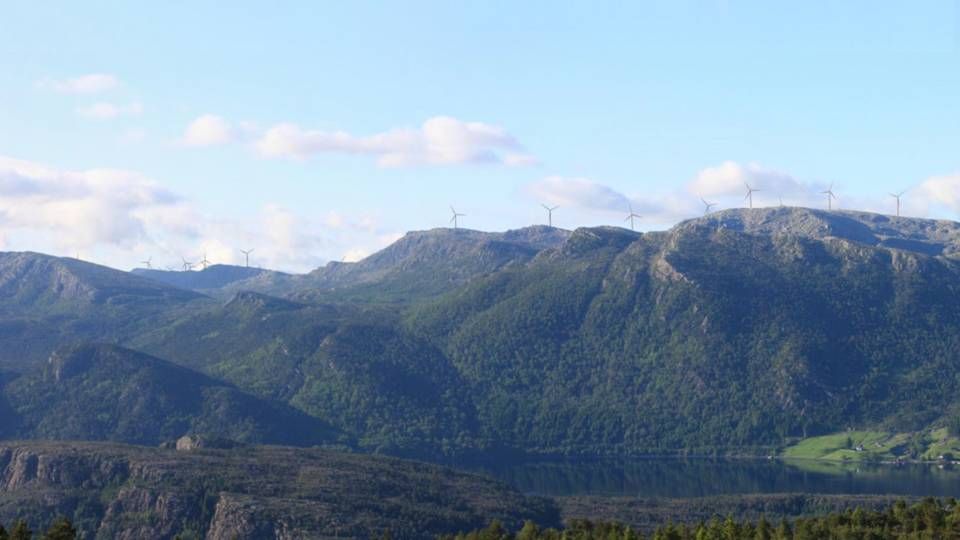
left=240, top=248, right=254, bottom=268
left=744, top=183, right=760, bottom=209
left=449, top=206, right=466, bottom=229
left=541, top=204, right=559, bottom=227
left=140, top=256, right=152, bottom=269
left=821, top=183, right=838, bottom=210
left=181, top=257, right=194, bottom=272
left=198, top=252, right=211, bottom=270
left=890, top=190, right=905, bottom=217
left=624, top=204, right=642, bottom=231
left=700, top=197, right=717, bottom=215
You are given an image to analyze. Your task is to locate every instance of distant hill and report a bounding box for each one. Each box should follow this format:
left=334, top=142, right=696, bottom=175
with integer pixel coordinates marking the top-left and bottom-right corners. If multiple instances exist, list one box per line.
left=0, top=252, right=211, bottom=372
left=216, top=225, right=572, bottom=302
left=132, top=264, right=288, bottom=295
left=0, top=252, right=202, bottom=315
left=0, top=343, right=340, bottom=447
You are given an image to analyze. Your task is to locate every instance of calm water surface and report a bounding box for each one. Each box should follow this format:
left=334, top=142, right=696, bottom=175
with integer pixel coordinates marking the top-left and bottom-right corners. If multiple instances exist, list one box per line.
left=471, top=458, right=960, bottom=498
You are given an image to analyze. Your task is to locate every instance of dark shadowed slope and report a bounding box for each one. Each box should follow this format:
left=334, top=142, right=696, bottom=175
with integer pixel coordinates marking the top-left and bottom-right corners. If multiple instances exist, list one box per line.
left=0, top=252, right=211, bottom=372
left=0, top=343, right=341, bottom=447
left=132, top=291, right=481, bottom=458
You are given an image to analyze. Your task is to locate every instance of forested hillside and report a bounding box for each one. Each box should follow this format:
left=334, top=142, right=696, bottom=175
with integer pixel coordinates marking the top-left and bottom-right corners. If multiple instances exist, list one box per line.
left=2, top=208, right=960, bottom=458
left=0, top=343, right=340, bottom=447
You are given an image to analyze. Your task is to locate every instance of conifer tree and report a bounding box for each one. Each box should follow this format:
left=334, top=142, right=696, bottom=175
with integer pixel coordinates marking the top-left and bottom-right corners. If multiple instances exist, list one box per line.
left=9, top=520, right=30, bottom=540
left=41, top=517, right=76, bottom=540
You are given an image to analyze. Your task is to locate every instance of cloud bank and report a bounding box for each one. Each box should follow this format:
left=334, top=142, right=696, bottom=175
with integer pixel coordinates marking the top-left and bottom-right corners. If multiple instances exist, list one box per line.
left=181, top=114, right=536, bottom=167
left=0, top=156, right=398, bottom=272
left=528, top=162, right=960, bottom=227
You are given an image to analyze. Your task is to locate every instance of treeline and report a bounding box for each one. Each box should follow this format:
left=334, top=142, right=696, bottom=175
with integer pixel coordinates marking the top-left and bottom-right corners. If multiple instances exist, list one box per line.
left=0, top=518, right=76, bottom=540
left=447, top=498, right=960, bottom=539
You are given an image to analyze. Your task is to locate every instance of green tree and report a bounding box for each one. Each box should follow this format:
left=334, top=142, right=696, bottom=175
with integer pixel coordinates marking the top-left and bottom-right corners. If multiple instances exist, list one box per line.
left=754, top=516, right=772, bottom=540
left=773, top=520, right=791, bottom=540
left=478, top=520, right=508, bottom=540
left=517, top=521, right=540, bottom=540
left=9, top=520, right=31, bottom=540
left=41, top=518, right=76, bottom=540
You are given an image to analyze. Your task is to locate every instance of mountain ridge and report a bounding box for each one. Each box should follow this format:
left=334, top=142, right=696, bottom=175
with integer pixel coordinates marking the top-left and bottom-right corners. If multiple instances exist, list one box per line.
left=3, top=209, right=960, bottom=458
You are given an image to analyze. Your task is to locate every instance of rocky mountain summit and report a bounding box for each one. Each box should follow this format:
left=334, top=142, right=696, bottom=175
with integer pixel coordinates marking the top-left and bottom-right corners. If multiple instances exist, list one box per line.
left=688, top=207, right=960, bottom=258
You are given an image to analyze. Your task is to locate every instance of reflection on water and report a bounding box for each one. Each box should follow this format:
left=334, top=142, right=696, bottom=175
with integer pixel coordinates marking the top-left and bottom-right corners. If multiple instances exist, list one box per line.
left=471, top=458, right=960, bottom=498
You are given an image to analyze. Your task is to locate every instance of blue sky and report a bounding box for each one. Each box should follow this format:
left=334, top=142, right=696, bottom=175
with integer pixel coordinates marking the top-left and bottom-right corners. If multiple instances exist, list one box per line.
left=1, top=1, right=958, bottom=271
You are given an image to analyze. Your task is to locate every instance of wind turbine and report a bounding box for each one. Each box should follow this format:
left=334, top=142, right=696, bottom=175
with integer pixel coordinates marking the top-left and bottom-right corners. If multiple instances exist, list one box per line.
left=542, top=204, right=559, bottom=227
left=181, top=257, right=194, bottom=272
left=140, top=256, right=152, bottom=269
left=744, top=183, right=760, bottom=209
left=198, top=252, right=211, bottom=270
left=700, top=197, right=717, bottom=215
left=240, top=248, right=254, bottom=268
left=624, top=204, right=642, bottom=231
left=821, top=183, right=838, bottom=210
left=890, top=190, right=905, bottom=217
left=449, top=206, right=465, bottom=229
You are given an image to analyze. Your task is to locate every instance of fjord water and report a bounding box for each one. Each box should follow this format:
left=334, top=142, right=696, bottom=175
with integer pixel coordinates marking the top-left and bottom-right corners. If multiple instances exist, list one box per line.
left=474, top=458, right=960, bottom=498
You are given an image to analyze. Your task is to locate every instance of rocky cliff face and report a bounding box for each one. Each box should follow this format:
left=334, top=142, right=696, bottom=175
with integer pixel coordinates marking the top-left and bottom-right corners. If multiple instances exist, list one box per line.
left=0, top=442, right=559, bottom=539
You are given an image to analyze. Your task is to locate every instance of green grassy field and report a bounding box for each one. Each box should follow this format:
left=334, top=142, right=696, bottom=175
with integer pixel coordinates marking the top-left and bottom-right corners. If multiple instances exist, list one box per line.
left=920, top=428, right=960, bottom=461
left=781, top=428, right=960, bottom=463
left=781, top=431, right=908, bottom=462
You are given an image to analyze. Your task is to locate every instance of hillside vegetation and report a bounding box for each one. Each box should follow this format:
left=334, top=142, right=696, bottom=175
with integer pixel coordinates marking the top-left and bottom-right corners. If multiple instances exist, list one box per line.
left=2, top=209, right=960, bottom=459
left=0, top=343, right=341, bottom=447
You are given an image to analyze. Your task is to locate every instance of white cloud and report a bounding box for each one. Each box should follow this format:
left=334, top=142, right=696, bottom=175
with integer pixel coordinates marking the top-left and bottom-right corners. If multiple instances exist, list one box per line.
left=527, top=162, right=844, bottom=227
left=528, top=162, right=960, bottom=229
left=254, top=116, right=535, bottom=167
left=37, top=74, right=119, bottom=94
left=914, top=173, right=960, bottom=214
left=0, top=156, right=180, bottom=250
left=528, top=175, right=699, bottom=226
left=527, top=176, right=631, bottom=212
left=76, top=101, right=143, bottom=120
left=688, top=161, right=806, bottom=198
left=181, top=114, right=238, bottom=147
left=0, top=155, right=400, bottom=272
